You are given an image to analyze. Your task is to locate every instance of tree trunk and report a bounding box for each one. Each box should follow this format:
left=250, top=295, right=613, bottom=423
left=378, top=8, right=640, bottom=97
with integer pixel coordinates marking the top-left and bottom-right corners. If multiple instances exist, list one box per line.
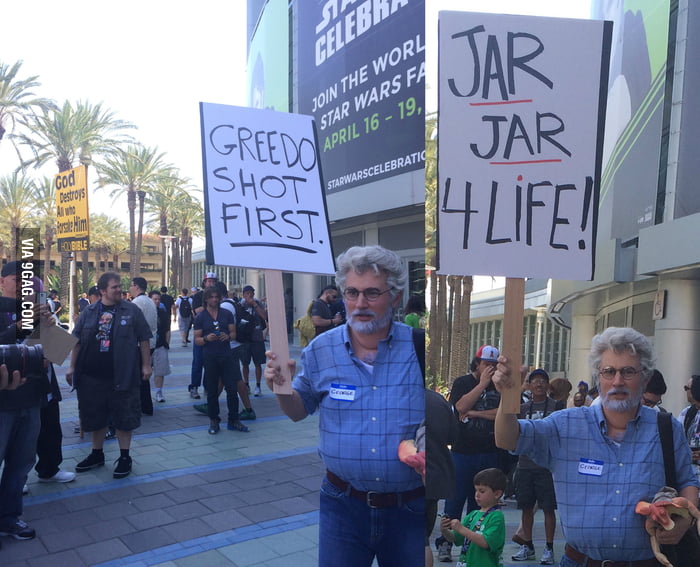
left=127, top=186, right=136, bottom=276
left=43, top=231, right=54, bottom=286
left=135, top=190, right=146, bottom=277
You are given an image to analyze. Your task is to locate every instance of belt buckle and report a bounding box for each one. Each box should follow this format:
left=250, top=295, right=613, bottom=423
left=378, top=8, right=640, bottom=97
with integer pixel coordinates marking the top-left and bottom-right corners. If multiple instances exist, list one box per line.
left=366, top=491, right=380, bottom=508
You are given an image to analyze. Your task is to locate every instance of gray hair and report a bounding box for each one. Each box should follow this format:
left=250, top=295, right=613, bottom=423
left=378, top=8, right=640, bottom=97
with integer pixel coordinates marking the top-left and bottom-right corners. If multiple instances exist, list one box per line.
left=588, top=327, right=656, bottom=386
left=335, top=245, right=406, bottom=298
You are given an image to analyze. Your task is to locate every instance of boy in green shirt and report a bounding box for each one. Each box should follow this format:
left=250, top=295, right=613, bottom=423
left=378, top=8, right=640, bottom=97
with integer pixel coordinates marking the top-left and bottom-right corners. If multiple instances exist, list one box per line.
left=440, top=467, right=506, bottom=567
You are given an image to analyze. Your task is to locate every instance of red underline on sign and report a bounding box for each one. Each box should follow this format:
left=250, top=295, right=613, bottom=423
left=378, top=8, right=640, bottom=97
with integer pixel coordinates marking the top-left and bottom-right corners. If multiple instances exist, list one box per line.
left=490, top=159, right=563, bottom=165
left=469, top=99, right=533, bottom=106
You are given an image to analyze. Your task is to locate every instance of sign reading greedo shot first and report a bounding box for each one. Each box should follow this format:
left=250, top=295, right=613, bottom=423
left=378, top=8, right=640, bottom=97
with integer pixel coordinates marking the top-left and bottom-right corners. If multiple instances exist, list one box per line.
left=199, top=102, right=335, bottom=275
left=437, top=12, right=612, bottom=281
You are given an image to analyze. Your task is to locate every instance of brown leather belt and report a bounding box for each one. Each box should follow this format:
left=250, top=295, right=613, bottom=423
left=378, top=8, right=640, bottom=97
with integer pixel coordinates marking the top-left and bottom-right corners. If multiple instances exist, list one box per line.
left=325, top=470, right=425, bottom=509
left=564, top=544, right=659, bottom=567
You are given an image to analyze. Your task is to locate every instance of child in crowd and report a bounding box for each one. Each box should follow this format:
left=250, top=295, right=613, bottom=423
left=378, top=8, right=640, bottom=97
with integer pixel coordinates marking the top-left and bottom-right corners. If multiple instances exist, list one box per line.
left=440, top=467, right=506, bottom=567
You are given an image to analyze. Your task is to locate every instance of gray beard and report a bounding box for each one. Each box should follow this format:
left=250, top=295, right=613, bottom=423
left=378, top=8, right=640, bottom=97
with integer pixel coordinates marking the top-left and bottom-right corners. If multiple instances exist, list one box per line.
left=601, top=386, right=643, bottom=413
left=348, top=307, right=393, bottom=335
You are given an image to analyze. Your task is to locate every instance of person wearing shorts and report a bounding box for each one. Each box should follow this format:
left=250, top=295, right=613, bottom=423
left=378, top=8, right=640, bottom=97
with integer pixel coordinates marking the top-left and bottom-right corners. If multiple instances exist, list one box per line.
left=511, top=369, right=564, bottom=565
left=149, top=290, right=172, bottom=403
left=237, top=285, right=267, bottom=397
left=66, top=272, right=152, bottom=480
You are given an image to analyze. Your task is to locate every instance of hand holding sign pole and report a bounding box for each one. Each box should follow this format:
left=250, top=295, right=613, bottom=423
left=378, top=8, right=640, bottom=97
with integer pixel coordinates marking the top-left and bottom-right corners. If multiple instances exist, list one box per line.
left=437, top=11, right=611, bottom=413
left=200, top=103, right=335, bottom=393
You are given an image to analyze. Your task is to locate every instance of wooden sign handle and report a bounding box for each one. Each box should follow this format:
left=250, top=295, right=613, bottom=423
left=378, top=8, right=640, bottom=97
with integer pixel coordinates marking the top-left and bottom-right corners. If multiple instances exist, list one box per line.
left=264, top=269, right=293, bottom=395
left=501, top=277, right=525, bottom=414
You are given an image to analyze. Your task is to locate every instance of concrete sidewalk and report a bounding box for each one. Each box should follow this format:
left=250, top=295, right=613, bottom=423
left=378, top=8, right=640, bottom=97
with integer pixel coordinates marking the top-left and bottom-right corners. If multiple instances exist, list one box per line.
left=4, top=330, right=563, bottom=566
left=4, top=334, right=326, bottom=567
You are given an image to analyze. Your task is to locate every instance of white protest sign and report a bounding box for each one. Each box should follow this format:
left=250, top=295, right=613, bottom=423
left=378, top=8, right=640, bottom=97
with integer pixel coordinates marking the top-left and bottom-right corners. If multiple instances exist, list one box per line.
left=437, top=12, right=611, bottom=280
left=200, top=103, right=335, bottom=274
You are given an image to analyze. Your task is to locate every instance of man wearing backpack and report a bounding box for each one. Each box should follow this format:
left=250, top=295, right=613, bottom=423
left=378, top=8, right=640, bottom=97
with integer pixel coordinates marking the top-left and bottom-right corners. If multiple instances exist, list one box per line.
left=238, top=285, right=268, bottom=397
left=174, top=288, right=193, bottom=347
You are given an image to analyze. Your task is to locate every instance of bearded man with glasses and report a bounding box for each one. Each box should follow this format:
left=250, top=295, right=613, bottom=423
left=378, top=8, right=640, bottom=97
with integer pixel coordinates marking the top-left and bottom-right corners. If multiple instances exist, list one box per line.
left=264, top=245, right=425, bottom=567
left=493, top=326, right=699, bottom=567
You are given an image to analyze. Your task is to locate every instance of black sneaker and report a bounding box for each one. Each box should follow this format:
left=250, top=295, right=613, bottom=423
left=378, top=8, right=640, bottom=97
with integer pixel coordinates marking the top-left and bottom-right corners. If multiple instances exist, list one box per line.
left=75, top=452, right=105, bottom=472
left=0, top=519, right=36, bottom=540
left=113, top=456, right=132, bottom=479
left=105, top=427, right=117, bottom=441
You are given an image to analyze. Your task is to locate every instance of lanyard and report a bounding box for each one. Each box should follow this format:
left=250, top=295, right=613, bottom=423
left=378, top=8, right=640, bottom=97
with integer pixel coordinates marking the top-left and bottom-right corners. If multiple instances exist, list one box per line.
left=460, top=505, right=499, bottom=556
left=527, top=397, right=551, bottom=419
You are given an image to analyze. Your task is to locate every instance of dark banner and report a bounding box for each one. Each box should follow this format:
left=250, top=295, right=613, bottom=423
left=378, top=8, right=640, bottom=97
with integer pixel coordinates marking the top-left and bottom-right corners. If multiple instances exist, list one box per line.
left=298, top=0, right=425, bottom=194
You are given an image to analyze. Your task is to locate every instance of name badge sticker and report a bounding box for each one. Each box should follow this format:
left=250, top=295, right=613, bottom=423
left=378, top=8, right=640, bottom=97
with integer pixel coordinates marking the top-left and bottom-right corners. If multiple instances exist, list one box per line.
left=578, top=458, right=604, bottom=476
left=329, top=383, right=357, bottom=402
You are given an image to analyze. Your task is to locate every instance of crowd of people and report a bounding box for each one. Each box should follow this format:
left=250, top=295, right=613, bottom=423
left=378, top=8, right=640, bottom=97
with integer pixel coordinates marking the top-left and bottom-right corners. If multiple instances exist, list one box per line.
left=2, top=250, right=700, bottom=567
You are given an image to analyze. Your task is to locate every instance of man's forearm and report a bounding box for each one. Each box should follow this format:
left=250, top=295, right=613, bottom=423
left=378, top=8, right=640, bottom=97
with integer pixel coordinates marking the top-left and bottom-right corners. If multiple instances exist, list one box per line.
left=276, top=390, right=309, bottom=422
left=495, top=404, right=520, bottom=450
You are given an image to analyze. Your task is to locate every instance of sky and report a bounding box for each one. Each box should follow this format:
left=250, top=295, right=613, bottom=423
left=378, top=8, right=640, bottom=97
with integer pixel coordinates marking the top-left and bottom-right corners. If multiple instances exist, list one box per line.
left=0, top=0, right=591, bottom=232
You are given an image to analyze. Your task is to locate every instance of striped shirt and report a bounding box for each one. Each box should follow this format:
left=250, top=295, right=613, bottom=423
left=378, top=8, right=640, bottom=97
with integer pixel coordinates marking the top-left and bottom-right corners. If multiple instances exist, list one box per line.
left=294, top=321, right=425, bottom=493
left=516, top=403, right=698, bottom=561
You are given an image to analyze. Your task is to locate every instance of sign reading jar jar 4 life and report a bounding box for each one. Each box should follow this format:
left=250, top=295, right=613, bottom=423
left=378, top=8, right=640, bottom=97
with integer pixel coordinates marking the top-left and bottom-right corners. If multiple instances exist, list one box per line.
left=55, top=165, right=90, bottom=253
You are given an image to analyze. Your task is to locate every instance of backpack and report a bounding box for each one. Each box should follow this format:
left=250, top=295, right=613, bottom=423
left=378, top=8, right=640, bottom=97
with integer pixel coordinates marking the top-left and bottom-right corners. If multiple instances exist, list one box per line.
left=178, top=297, right=192, bottom=318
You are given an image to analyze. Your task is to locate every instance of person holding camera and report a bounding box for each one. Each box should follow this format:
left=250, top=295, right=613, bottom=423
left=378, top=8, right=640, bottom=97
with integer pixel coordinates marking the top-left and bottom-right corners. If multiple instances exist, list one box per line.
left=0, top=263, right=53, bottom=542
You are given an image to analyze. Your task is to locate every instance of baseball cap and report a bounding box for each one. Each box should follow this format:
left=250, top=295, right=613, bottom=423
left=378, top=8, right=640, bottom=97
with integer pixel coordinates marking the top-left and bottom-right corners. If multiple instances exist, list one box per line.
left=204, top=272, right=217, bottom=280
left=87, top=285, right=100, bottom=297
left=242, top=285, right=255, bottom=293
left=1, top=261, right=19, bottom=278
left=476, top=345, right=499, bottom=362
left=528, top=369, right=550, bottom=382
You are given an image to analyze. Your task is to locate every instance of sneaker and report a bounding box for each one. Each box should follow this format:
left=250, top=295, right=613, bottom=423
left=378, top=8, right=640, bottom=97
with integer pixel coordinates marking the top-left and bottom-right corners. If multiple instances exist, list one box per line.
left=75, top=452, right=105, bottom=472
left=0, top=519, right=36, bottom=540
left=436, top=539, right=452, bottom=562
left=254, top=385, right=262, bottom=397
left=512, top=545, right=535, bottom=561
left=193, top=403, right=208, bottom=415
left=208, top=420, right=220, bottom=435
left=227, top=421, right=250, bottom=432
left=155, top=391, right=165, bottom=403
left=113, top=456, right=132, bottom=479
left=540, top=548, right=554, bottom=565
left=190, top=387, right=201, bottom=399
left=239, top=408, right=256, bottom=420
left=104, top=427, right=117, bottom=441
left=22, top=484, right=28, bottom=495
left=39, top=470, right=76, bottom=483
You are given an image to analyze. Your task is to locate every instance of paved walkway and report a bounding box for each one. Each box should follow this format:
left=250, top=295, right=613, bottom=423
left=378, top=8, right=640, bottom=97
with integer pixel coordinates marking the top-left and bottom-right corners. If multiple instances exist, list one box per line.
left=3, top=327, right=563, bottom=566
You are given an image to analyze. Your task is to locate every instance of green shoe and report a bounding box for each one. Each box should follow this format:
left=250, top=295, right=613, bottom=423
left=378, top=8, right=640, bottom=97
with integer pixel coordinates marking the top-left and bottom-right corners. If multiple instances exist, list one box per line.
left=194, top=403, right=208, bottom=415
left=239, top=408, right=256, bottom=420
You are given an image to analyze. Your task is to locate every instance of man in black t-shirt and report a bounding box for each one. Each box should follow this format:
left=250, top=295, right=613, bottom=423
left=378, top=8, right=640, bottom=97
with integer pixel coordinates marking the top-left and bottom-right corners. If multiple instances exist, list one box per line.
left=193, top=286, right=249, bottom=434
left=188, top=273, right=218, bottom=398
left=67, top=272, right=152, bottom=480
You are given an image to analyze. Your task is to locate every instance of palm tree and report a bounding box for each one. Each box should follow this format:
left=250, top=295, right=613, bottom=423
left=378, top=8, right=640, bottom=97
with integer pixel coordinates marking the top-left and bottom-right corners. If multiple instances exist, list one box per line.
left=32, top=177, right=57, bottom=283
left=145, top=172, right=191, bottom=286
left=90, top=214, right=129, bottom=273
left=169, top=195, right=204, bottom=291
left=97, top=144, right=171, bottom=277
left=0, top=60, right=54, bottom=153
left=17, top=99, right=134, bottom=300
left=0, top=172, right=37, bottom=260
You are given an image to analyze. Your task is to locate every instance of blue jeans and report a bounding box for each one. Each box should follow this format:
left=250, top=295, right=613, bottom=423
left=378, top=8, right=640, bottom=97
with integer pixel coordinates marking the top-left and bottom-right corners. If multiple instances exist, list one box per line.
left=443, top=451, right=499, bottom=519
left=190, top=343, right=203, bottom=389
left=0, top=406, right=41, bottom=526
left=559, top=554, right=581, bottom=567
left=318, top=477, right=425, bottom=567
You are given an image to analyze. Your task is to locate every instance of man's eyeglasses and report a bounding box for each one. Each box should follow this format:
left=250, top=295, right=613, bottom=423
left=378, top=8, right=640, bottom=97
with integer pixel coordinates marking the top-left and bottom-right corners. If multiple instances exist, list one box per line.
left=642, top=396, right=661, bottom=408
left=598, top=366, right=642, bottom=381
left=342, top=288, right=393, bottom=302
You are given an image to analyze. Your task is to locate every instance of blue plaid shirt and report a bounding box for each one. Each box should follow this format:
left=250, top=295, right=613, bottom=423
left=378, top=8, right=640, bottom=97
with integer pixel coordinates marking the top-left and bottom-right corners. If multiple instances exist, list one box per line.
left=294, top=321, right=425, bottom=493
left=516, top=403, right=698, bottom=561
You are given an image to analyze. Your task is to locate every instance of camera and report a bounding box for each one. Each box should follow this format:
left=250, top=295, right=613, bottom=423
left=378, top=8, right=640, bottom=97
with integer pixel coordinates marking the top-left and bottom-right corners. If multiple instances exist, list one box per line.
left=0, top=344, right=44, bottom=381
